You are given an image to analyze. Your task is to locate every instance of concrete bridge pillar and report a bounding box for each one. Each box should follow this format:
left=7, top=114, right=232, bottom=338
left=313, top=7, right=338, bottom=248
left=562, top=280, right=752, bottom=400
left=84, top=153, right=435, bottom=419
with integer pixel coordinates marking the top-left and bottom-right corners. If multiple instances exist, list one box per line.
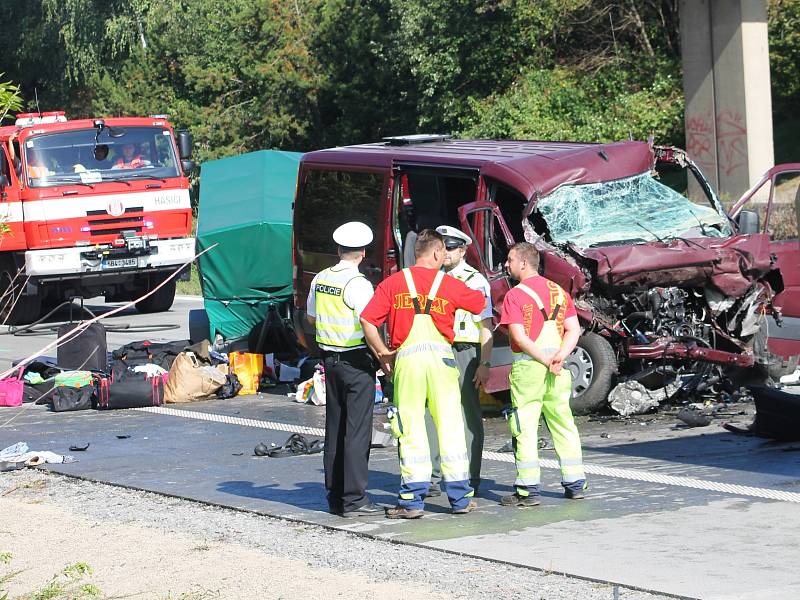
left=680, top=0, right=774, bottom=200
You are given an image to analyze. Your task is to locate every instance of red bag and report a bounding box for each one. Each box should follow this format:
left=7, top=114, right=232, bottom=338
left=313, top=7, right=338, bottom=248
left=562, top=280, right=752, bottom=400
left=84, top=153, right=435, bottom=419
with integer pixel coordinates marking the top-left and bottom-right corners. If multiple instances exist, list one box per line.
left=0, top=368, right=24, bottom=407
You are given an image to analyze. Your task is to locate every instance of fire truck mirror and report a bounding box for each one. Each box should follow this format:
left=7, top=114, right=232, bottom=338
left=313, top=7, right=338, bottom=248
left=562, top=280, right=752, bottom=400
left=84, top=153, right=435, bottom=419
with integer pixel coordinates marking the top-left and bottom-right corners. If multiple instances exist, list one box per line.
left=177, top=130, right=193, bottom=159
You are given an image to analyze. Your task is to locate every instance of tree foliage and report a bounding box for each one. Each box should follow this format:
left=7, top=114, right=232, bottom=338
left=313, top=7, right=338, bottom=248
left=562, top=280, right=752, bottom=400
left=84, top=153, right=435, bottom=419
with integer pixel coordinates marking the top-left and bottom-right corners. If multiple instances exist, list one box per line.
left=0, top=0, right=795, bottom=162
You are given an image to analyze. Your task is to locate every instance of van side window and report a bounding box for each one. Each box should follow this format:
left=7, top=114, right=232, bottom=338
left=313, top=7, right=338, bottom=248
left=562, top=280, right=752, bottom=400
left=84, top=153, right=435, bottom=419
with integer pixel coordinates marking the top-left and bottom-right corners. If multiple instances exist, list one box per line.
left=298, top=169, right=383, bottom=253
left=491, top=183, right=526, bottom=241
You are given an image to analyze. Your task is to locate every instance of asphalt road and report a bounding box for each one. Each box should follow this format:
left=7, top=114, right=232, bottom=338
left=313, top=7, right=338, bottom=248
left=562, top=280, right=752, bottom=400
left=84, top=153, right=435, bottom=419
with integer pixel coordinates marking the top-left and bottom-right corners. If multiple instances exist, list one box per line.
left=2, top=295, right=799, bottom=599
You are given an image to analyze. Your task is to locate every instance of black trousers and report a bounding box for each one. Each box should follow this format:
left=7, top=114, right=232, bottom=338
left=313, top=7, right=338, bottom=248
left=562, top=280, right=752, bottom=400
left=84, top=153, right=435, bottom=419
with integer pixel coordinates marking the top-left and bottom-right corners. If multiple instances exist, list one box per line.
left=323, top=350, right=376, bottom=512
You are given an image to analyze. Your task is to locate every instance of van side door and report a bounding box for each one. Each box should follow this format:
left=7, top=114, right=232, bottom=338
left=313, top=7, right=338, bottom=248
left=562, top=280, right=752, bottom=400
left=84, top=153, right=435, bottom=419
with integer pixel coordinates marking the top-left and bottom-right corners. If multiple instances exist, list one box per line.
left=730, top=164, right=800, bottom=318
left=457, top=200, right=517, bottom=393
left=730, top=164, right=800, bottom=358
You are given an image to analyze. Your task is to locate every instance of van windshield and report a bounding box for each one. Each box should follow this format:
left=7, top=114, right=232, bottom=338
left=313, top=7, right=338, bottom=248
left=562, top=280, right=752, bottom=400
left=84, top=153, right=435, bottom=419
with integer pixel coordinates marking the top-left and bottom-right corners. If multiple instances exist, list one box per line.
left=536, top=171, right=732, bottom=247
left=24, top=126, right=180, bottom=188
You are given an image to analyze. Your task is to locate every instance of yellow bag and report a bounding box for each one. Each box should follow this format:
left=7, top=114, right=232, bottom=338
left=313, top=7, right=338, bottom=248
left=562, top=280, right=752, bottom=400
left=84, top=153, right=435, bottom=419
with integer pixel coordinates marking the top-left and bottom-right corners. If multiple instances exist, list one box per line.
left=228, top=352, right=264, bottom=395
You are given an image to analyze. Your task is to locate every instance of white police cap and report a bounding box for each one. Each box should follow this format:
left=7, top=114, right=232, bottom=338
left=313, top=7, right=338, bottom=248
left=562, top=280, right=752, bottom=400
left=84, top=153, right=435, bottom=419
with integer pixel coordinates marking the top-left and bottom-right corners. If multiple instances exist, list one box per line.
left=333, top=221, right=373, bottom=248
left=436, top=225, right=472, bottom=247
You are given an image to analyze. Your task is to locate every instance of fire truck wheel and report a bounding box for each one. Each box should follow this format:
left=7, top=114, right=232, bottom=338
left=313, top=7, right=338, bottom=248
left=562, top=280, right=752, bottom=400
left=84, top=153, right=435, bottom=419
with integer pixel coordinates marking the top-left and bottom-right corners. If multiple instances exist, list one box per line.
left=135, top=278, right=176, bottom=314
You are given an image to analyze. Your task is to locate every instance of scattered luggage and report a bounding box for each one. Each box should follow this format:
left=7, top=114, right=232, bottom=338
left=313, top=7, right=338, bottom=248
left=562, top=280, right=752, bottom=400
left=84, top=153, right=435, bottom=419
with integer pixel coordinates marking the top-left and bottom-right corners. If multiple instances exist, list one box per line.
left=52, top=385, right=94, bottom=412
left=50, top=371, right=94, bottom=412
left=57, top=322, right=108, bottom=372
left=216, top=372, right=242, bottom=399
left=0, top=368, right=24, bottom=407
left=164, top=350, right=226, bottom=403
left=228, top=352, right=264, bottom=395
left=98, top=371, right=166, bottom=410
left=111, top=339, right=189, bottom=370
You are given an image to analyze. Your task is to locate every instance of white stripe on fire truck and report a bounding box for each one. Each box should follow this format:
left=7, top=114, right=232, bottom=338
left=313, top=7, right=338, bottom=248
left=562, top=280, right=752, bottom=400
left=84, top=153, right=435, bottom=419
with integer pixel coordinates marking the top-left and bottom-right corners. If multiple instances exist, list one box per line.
left=0, top=201, right=24, bottom=223
left=20, top=189, right=190, bottom=222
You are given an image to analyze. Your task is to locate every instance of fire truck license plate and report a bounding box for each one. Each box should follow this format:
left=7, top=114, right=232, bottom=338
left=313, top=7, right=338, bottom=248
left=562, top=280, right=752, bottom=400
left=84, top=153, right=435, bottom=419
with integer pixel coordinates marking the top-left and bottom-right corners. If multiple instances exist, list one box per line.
left=104, top=258, right=138, bottom=269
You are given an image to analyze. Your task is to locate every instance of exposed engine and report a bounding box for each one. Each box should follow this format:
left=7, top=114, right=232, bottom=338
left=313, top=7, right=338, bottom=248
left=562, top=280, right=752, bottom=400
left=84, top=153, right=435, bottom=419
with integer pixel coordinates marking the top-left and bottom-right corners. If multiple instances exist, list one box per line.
left=618, top=287, right=711, bottom=346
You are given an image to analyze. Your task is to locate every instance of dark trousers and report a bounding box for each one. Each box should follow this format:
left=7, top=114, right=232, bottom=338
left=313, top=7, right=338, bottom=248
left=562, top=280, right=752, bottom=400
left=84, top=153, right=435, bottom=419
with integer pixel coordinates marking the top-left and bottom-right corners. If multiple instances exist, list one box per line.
left=427, top=342, right=484, bottom=490
left=323, top=350, right=376, bottom=512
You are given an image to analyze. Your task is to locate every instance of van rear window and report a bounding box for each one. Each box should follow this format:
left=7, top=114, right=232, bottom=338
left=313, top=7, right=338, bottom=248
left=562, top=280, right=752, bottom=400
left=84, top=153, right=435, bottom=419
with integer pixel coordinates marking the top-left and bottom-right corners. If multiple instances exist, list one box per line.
left=298, top=170, right=384, bottom=253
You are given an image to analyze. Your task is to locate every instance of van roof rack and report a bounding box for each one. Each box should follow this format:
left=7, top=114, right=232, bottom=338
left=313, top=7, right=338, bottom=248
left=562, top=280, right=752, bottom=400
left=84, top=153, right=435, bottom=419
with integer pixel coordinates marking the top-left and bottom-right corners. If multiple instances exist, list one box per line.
left=382, top=134, right=452, bottom=146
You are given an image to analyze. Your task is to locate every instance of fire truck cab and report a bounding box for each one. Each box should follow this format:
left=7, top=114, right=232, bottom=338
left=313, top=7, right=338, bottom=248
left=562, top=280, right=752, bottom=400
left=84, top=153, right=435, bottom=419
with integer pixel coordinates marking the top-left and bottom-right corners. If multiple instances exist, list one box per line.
left=0, top=111, right=195, bottom=324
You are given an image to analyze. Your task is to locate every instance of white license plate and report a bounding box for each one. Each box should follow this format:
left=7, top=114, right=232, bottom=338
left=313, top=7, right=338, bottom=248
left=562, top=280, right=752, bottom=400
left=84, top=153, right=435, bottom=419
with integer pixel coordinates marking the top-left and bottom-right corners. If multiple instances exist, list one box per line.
left=104, top=257, right=138, bottom=269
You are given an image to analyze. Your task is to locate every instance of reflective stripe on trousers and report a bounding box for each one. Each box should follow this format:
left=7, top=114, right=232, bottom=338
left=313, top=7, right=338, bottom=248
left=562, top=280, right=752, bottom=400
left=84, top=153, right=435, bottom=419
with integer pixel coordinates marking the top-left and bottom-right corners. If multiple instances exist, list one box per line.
left=391, top=269, right=473, bottom=510
left=509, top=360, right=585, bottom=491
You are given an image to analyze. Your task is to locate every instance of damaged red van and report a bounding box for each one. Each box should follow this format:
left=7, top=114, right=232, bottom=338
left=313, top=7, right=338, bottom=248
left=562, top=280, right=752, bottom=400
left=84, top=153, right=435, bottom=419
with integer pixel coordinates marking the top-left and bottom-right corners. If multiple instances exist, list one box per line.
left=292, top=136, right=799, bottom=413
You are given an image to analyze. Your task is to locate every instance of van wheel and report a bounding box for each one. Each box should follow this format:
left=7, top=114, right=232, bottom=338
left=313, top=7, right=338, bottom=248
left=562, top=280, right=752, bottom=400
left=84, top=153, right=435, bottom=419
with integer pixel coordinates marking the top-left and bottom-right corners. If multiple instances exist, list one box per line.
left=565, top=332, right=617, bottom=415
left=135, top=277, right=176, bottom=314
left=0, top=270, right=41, bottom=326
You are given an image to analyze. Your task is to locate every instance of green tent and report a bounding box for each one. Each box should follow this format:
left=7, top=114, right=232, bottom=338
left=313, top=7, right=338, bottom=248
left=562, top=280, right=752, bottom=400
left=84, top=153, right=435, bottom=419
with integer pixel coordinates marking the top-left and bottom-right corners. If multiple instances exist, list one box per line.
left=196, top=150, right=302, bottom=339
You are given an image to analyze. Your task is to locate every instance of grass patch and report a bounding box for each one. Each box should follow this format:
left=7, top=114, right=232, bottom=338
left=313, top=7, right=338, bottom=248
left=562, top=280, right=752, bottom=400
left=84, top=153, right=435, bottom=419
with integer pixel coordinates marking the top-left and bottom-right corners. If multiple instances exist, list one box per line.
left=177, top=263, right=202, bottom=297
left=2, top=556, right=101, bottom=600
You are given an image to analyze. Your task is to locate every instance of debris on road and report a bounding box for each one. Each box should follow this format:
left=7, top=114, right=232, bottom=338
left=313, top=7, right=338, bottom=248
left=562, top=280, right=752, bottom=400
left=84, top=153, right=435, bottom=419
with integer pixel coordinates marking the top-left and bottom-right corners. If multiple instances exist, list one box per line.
left=676, top=407, right=712, bottom=427
left=609, top=381, right=678, bottom=416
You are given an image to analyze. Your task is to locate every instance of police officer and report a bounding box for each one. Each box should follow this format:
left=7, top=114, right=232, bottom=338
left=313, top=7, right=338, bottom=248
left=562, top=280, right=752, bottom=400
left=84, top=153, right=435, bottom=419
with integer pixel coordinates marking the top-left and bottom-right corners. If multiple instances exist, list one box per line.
left=425, top=225, right=493, bottom=495
left=360, top=230, right=485, bottom=518
left=306, top=221, right=382, bottom=517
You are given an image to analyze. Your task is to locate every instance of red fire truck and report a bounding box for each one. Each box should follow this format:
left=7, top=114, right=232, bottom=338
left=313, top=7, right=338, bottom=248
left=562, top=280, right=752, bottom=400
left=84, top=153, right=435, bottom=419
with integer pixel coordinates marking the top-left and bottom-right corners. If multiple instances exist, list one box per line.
left=0, top=111, right=195, bottom=324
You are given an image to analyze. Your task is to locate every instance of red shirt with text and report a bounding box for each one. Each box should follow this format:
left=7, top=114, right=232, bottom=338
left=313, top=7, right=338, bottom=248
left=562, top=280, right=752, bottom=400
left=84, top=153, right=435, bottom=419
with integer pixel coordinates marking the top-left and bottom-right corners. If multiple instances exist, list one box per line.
left=360, top=266, right=485, bottom=348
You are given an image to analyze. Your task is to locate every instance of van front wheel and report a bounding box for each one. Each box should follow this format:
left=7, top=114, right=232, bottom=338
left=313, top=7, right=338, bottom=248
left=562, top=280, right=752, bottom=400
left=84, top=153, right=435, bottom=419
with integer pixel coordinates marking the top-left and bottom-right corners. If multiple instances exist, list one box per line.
left=565, top=332, right=617, bottom=415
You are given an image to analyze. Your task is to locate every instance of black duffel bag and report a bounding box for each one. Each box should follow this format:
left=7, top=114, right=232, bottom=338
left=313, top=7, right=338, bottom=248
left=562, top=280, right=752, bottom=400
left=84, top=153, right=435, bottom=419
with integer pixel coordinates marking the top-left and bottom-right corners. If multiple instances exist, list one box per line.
left=52, top=385, right=94, bottom=412
left=57, top=323, right=108, bottom=372
left=97, top=371, right=165, bottom=410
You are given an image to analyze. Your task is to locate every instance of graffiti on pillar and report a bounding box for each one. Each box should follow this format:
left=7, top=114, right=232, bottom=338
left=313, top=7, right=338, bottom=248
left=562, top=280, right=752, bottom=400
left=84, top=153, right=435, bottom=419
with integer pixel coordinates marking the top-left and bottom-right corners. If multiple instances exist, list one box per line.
left=686, top=111, right=715, bottom=172
left=716, top=108, right=747, bottom=177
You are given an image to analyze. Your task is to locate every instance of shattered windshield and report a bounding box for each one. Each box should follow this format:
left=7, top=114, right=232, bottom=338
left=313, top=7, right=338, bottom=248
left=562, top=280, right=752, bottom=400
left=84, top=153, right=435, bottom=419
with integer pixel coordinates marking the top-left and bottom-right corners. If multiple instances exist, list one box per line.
left=536, top=171, right=732, bottom=247
left=24, top=126, right=180, bottom=188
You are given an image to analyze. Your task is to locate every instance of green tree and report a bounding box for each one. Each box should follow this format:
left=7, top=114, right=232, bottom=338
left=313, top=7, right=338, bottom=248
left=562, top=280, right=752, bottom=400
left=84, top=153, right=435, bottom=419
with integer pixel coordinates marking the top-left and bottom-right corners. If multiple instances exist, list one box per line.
left=0, top=76, right=23, bottom=123
left=91, top=0, right=323, bottom=161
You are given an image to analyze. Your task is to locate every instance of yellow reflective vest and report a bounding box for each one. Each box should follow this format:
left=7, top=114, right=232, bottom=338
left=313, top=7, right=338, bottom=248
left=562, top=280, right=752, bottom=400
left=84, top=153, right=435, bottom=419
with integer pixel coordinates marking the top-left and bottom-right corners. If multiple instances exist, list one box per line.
left=313, top=266, right=366, bottom=349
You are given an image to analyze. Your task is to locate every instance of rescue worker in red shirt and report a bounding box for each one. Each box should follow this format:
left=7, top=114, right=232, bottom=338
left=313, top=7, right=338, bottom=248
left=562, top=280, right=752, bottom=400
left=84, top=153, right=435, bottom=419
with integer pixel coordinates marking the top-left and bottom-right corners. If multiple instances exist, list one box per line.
left=499, top=242, right=587, bottom=507
left=360, top=230, right=485, bottom=518
left=113, top=143, right=148, bottom=169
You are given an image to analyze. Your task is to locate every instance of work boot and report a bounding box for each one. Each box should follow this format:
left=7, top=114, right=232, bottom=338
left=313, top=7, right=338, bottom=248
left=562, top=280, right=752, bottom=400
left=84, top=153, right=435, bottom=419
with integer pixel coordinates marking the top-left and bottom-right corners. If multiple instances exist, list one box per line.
left=499, top=492, right=541, bottom=508
left=385, top=506, right=424, bottom=519
left=564, top=479, right=588, bottom=500
left=451, top=499, right=478, bottom=515
left=424, top=481, right=442, bottom=498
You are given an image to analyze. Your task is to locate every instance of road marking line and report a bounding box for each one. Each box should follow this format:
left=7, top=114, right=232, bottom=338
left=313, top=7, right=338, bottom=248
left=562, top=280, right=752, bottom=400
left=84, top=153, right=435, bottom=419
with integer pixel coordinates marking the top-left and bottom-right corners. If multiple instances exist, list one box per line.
left=133, top=406, right=800, bottom=504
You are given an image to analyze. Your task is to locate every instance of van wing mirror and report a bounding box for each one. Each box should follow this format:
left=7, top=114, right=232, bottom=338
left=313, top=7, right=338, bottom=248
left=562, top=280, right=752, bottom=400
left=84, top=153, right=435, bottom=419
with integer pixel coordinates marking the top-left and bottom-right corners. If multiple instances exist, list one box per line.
left=177, top=130, right=193, bottom=159
left=736, top=209, right=760, bottom=235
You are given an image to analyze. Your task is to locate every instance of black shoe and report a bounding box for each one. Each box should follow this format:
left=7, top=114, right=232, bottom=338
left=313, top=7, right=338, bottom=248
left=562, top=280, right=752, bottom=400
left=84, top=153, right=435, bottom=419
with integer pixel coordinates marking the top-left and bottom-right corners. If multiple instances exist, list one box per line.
left=342, top=502, right=384, bottom=517
left=499, top=492, right=541, bottom=508
left=424, top=482, right=442, bottom=498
